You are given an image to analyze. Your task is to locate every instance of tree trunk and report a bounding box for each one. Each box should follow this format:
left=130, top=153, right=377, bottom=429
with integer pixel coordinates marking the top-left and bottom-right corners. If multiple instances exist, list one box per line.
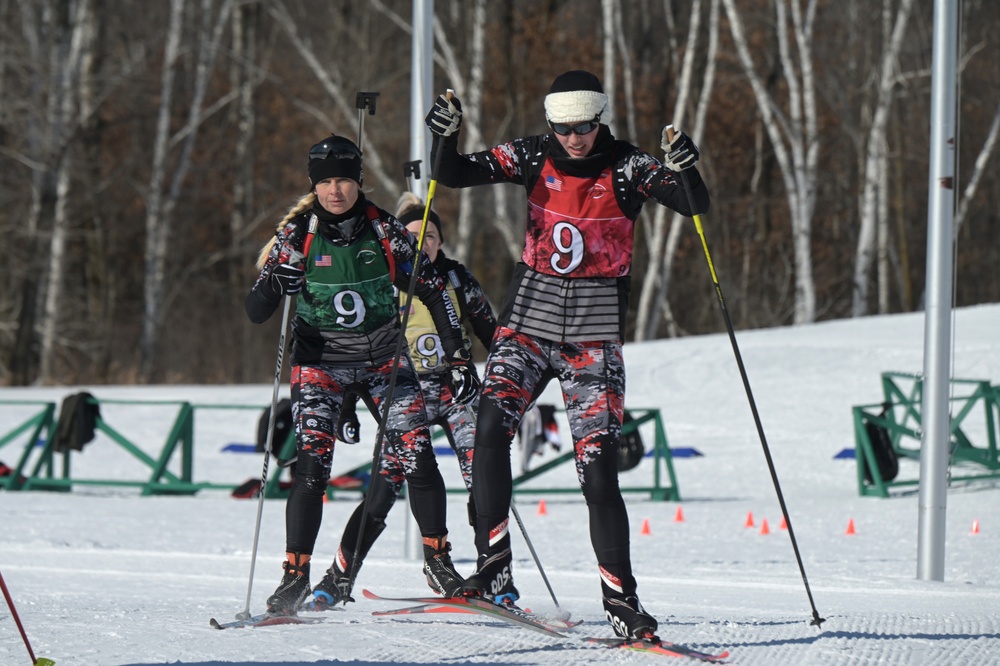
left=230, top=1, right=260, bottom=383
left=268, top=0, right=395, bottom=195
left=40, top=0, right=93, bottom=383
left=139, top=0, right=184, bottom=382
left=851, top=0, right=914, bottom=317
left=636, top=0, right=717, bottom=340
left=722, top=0, right=820, bottom=324
left=140, top=0, right=234, bottom=382
left=954, top=101, right=1000, bottom=235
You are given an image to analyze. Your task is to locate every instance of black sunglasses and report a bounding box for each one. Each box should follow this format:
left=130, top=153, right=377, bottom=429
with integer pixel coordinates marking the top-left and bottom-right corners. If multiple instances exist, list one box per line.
left=309, top=139, right=362, bottom=161
left=549, top=117, right=601, bottom=137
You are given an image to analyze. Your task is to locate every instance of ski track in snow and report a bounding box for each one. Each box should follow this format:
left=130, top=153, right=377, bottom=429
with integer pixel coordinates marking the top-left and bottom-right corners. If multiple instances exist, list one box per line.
left=3, top=304, right=1000, bottom=664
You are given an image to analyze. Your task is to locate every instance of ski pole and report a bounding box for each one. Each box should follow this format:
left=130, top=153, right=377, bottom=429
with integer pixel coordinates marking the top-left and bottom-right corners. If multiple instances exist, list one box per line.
left=355, top=92, right=379, bottom=151
left=665, top=127, right=825, bottom=628
left=0, top=569, right=56, bottom=665
left=236, top=235, right=313, bottom=621
left=345, top=91, right=453, bottom=597
left=510, top=501, right=568, bottom=619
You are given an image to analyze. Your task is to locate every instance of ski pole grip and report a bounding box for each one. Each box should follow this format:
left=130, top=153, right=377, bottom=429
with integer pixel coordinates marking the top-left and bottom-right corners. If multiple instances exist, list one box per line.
left=665, top=124, right=676, bottom=143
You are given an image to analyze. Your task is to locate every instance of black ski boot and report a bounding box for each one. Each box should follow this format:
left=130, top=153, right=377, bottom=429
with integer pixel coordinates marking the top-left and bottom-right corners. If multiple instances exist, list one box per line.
left=422, top=535, right=465, bottom=597
left=266, top=555, right=310, bottom=616
left=312, top=548, right=355, bottom=608
left=462, top=544, right=518, bottom=603
left=600, top=564, right=657, bottom=639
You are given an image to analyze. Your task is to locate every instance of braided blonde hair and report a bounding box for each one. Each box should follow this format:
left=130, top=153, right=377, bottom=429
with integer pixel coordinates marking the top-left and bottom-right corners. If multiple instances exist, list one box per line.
left=255, top=192, right=316, bottom=270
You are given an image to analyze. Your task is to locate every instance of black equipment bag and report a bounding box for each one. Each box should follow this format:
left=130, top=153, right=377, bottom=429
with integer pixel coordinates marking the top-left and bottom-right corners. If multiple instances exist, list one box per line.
left=256, top=398, right=293, bottom=456
left=862, top=404, right=899, bottom=484
left=53, top=392, right=100, bottom=452
left=617, top=410, right=645, bottom=472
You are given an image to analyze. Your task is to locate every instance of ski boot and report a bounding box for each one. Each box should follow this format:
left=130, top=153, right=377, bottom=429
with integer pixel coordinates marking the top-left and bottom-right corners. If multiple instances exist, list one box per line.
left=312, top=567, right=354, bottom=609
left=422, top=535, right=465, bottom=597
left=600, top=564, right=657, bottom=639
left=266, top=554, right=311, bottom=616
left=462, top=538, right=518, bottom=604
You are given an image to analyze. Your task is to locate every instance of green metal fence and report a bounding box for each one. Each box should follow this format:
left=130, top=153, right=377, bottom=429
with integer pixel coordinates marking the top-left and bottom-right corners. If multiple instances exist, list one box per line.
left=509, top=408, right=680, bottom=501
left=853, top=372, right=1000, bottom=497
left=0, top=400, right=57, bottom=491
left=0, top=397, right=293, bottom=496
left=1, top=398, right=679, bottom=501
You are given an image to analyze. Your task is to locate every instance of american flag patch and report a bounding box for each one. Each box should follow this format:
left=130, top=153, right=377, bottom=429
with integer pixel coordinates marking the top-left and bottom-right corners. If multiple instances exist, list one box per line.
left=315, top=255, right=332, bottom=267
left=544, top=175, right=562, bottom=191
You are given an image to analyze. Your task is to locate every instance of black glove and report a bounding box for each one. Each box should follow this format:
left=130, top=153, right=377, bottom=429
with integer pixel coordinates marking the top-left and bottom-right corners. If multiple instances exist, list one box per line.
left=448, top=350, right=480, bottom=406
left=337, top=400, right=360, bottom=445
left=660, top=126, right=700, bottom=172
left=270, top=263, right=304, bottom=296
left=425, top=92, right=462, bottom=137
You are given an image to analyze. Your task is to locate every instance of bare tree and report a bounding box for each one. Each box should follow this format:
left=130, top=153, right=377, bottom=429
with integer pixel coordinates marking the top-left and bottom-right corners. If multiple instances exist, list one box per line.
left=433, top=0, right=488, bottom=263
left=636, top=0, right=718, bottom=340
left=267, top=0, right=396, bottom=195
left=955, top=102, right=1000, bottom=235
left=38, top=0, right=96, bottom=382
left=722, top=0, right=820, bottom=324
left=140, top=0, right=235, bottom=382
left=851, top=0, right=915, bottom=317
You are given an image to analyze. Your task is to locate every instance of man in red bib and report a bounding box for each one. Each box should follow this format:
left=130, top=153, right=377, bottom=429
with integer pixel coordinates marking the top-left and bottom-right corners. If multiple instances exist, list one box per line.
left=425, top=70, right=710, bottom=639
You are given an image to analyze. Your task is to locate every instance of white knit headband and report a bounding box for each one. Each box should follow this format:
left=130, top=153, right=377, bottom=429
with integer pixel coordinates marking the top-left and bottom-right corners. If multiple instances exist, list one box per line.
left=544, top=90, right=612, bottom=125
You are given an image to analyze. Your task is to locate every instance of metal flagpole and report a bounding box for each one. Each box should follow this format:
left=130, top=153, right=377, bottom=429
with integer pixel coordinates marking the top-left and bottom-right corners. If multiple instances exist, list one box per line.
left=917, top=0, right=959, bottom=582
left=404, top=0, right=435, bottom=563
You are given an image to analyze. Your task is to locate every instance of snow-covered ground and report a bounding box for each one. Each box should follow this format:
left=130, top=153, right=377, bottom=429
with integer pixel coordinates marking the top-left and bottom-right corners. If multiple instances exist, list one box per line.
left=2, top=304, right=999, bottom=665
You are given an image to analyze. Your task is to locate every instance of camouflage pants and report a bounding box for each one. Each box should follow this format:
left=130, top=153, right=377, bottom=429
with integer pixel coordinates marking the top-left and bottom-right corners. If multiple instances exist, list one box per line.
left=336, top=370, right=479, bottom=569
left=472, top=325, right=632, bottom=569
left=284, top=354, right=446, bottom=555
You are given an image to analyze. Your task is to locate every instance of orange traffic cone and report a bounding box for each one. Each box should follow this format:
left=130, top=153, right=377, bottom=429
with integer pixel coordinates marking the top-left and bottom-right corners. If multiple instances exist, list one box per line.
left=640, top=518, right=652, bottom=536
left=779, top=516, right=788, bottom=530
left=971, top=519, right=980, bottom=534
left=845, top=518, right=856, bottom=535
left=537, top=499, right=548, bottom=516
left=674, top=506, right=685, bottom=523
left=744, top=511, right=755, bottom=528
left=760, top=518, right=770, bottom=535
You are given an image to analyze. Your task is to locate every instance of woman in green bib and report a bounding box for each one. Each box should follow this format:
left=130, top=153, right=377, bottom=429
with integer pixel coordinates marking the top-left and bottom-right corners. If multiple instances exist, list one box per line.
left=245, top=135, right=479, bottom=616
left=311, top=191, right=498, bottom=609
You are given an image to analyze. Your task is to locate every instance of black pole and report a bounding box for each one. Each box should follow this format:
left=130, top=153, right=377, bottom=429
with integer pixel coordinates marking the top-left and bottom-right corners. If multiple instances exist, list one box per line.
left=667, top=128, right=825, bottom=628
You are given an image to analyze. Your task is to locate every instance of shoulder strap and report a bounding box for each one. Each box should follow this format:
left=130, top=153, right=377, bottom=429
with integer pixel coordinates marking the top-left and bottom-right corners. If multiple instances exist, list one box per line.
left=438, top=256, right=469, bottom=318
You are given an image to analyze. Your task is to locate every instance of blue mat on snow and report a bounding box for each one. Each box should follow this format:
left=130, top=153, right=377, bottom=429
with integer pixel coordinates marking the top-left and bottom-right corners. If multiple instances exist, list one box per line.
left=666, top=447, right=704, bottom=458
left=222, top=443, right=258, bottom=453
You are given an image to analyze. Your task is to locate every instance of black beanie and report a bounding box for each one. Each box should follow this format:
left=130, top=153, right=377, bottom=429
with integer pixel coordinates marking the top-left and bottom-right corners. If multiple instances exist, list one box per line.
left=548, top=70, right=604, bottom=94
left=398, top=206, right=443, bottom=242
left=308, top=135, right=363, bottom=187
